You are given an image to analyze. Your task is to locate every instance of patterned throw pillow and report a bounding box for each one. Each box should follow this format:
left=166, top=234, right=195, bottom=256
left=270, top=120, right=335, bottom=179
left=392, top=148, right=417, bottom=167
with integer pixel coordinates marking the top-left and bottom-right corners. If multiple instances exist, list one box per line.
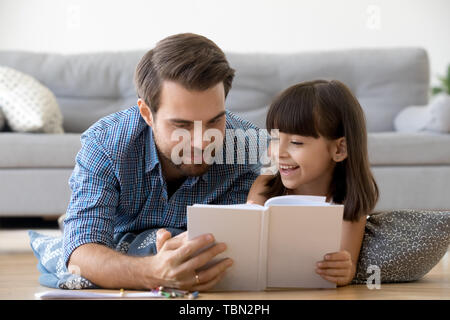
left=0, top=66, right=64, bottom=133
left=352, top=210, right=450, bottom=284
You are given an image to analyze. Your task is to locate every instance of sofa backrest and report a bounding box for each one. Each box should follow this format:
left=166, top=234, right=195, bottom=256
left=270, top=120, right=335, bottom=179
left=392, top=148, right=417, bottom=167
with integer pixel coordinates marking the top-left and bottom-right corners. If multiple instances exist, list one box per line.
left=0, top=48, right=429, bottom=133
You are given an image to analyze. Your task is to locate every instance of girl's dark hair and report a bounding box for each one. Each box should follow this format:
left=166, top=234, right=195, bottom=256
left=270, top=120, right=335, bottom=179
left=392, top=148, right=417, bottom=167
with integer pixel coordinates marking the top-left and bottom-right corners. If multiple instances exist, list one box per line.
left=262, top=80, right=379, bottom=221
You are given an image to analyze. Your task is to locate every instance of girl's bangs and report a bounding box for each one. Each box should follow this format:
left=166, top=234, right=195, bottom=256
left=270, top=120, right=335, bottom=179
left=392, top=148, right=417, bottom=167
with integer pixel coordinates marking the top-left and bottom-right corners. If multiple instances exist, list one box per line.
left=266, top=88, right=320, bottom=138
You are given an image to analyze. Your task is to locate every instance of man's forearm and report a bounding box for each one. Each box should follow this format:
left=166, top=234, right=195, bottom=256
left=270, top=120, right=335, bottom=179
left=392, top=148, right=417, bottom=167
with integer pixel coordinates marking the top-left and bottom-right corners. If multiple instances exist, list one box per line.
left=68, top=243, right=157, bottom=290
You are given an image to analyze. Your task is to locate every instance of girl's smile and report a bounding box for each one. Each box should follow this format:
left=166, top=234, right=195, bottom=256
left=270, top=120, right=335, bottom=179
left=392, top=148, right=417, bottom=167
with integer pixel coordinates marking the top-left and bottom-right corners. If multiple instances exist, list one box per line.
left=279, top=164, right=300, bottom=176
left=271, top=132, right=341, bottom=195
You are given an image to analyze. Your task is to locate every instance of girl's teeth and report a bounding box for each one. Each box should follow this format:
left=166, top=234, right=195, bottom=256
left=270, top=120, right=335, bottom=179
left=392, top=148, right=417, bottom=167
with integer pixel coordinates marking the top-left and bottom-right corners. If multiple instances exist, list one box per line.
left=280, top=165, right=298, bottom=169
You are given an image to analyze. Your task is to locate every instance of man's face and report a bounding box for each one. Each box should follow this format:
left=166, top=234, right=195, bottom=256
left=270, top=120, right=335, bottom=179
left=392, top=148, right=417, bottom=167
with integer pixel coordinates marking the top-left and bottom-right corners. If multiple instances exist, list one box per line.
left=138, top=80, right=226, bottom=180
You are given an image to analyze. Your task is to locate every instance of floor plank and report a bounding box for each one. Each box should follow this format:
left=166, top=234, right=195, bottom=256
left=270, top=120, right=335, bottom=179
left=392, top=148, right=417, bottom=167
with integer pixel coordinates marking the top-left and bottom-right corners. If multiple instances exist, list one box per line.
left=0, top=251, right=448, bottom=300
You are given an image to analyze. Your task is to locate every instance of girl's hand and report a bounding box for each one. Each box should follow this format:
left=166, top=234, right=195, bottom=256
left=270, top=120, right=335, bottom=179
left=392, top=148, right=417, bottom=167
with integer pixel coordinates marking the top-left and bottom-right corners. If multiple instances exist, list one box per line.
left=315, top=250, right=355, bottom=286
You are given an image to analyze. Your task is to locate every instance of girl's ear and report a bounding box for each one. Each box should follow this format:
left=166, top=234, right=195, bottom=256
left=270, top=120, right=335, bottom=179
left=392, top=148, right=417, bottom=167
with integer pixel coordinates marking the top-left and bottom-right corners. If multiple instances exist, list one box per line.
left=333, top=137, right=348, bottom=162
left=137, top=98, right=153, bottom=127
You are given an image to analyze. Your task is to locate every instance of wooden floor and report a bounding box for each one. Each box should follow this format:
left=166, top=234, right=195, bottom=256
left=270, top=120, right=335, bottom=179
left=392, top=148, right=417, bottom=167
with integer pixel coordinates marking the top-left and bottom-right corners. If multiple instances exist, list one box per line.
left=0, top=230, right=449, bottom=300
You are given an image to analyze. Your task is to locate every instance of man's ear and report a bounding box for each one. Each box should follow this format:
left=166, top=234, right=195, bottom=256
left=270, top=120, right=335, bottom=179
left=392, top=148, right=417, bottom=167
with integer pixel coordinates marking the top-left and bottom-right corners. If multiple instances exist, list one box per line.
left=332, top=137, right=348, bottom=162
left=137, top=98, right=153, bottom=127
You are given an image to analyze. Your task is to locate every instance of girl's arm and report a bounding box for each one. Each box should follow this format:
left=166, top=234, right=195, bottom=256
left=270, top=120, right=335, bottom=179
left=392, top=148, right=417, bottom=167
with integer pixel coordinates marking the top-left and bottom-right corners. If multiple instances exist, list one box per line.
left=340, top=215, right=367, bottom=270
left=315, top=214, right=367, bottom=286
left=246, top=174, right=272, bottom=205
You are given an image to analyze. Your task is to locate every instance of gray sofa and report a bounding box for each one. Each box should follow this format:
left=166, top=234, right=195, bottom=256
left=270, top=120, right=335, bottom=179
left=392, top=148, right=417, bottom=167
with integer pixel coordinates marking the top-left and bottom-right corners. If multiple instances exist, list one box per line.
left=1, top=48, right=450, bottom=217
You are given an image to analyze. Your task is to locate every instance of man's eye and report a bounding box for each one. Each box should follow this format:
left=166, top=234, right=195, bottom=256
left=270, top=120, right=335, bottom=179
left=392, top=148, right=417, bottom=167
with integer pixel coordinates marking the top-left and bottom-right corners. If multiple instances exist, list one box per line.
left=208, top=119, right=221, bottom=126
left=174, top=124, right=191, bottom=129
left=291, top=141, right=303, bottom=145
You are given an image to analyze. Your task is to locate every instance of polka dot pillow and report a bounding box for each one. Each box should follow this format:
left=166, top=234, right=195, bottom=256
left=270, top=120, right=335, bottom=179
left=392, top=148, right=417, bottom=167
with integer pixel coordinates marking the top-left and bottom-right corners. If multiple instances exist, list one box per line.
left=0, top=66, right=64, bottom=133
left=352, top=209, right=449, bottom=284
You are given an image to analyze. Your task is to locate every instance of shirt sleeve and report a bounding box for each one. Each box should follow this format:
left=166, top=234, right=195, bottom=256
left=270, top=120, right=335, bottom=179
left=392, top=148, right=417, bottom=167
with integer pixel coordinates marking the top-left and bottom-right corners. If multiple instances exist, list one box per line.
left=62, top=133, right=119, bottom=267
left=218, top=163, right=261, bottom=205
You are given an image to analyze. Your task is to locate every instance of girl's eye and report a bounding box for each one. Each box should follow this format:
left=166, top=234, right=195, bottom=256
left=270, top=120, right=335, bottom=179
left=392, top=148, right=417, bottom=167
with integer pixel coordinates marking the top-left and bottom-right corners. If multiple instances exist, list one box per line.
left=291, top=141, right=303, bottom=145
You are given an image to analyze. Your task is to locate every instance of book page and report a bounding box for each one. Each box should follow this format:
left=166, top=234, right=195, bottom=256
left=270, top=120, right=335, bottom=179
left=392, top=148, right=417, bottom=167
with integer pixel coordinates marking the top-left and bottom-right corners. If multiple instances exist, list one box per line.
left=193, top=203, right=265, bottom=210
left=187, top=205, right=265, bottom=291
left=264, top=195, right=327, bottom=207
left=35, top=290, right=164, bottom=299
left=267, top=205, right=343, bottom=289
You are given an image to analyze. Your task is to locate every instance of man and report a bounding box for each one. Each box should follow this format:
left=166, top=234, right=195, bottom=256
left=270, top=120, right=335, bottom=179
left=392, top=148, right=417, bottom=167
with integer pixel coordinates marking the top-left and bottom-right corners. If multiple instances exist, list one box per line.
left=63, top=33, right=261, bottom=291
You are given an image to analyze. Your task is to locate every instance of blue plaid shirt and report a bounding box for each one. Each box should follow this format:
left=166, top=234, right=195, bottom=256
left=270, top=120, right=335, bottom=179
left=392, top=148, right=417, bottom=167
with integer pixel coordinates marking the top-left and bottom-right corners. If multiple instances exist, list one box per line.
left=63, top=106, right=261, bottom=266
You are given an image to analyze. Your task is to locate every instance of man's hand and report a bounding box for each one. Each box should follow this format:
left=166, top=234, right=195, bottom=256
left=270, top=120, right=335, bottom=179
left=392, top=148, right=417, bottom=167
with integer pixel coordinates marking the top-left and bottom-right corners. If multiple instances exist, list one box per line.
left=144, top=228, right=233, bottom=291
left=156, top=228, right=172, bottom=252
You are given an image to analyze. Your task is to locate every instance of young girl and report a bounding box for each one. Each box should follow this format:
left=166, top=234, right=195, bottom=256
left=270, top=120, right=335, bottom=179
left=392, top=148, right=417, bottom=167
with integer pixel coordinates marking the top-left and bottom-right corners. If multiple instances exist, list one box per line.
left=247, top=80, right=379, bottom=286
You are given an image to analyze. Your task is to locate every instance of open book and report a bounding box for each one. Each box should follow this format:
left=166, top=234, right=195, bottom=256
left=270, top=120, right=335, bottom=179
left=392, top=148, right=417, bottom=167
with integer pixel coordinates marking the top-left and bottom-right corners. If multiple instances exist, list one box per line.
left=187, top=195, right=344, bottom=291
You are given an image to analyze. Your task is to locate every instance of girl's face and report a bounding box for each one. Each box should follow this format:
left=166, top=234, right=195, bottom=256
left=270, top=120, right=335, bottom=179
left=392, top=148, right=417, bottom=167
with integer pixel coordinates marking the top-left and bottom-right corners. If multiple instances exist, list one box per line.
left=270, top=131, right=346, bottom=194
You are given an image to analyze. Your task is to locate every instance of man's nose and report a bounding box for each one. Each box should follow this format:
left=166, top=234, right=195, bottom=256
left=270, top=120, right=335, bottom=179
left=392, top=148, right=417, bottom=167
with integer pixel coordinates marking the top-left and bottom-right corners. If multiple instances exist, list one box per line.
left=190, top=123, right=210, bottom=151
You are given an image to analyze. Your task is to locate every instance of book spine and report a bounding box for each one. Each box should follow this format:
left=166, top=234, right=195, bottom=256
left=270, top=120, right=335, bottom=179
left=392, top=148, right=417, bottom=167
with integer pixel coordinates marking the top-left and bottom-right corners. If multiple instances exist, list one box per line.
left=257, top=208, right=270, bottom=290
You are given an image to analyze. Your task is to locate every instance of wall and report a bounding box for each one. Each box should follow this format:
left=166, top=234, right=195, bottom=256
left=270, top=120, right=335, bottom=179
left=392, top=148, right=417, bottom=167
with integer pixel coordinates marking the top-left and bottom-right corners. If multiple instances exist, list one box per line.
left=0, top=0, right=448, bottom=84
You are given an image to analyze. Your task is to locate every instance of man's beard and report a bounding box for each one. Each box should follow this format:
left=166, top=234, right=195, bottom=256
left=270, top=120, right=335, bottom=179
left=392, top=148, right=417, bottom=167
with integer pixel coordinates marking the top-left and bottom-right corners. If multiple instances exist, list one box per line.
left=156, top=144, right=211, bottom=178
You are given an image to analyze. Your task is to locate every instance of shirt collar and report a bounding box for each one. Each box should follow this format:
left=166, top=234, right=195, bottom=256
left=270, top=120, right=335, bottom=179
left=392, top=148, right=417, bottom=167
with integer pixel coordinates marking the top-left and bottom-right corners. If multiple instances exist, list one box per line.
left=145, top=125, right=160, bottom=173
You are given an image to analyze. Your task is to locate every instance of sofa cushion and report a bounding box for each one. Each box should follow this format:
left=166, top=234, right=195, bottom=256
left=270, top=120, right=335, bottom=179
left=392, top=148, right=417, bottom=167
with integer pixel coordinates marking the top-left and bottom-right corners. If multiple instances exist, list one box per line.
left=0, top=66, right=64, bottom=133
left=0, top=133, right=81, bottom=168
left=226, top=48, right=429, bottom=132
left=57, top=97, right=138, bottom=133
left=368, top=132, right=450, bottom=165
left=0, top=51, right=143, bottom=133
left=0, top=48, right=429, bottom=133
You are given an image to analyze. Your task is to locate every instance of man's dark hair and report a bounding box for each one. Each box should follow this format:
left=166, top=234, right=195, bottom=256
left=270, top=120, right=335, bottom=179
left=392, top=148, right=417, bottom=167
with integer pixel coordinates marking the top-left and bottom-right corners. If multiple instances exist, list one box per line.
left=134, top=33, right=235, bottom=113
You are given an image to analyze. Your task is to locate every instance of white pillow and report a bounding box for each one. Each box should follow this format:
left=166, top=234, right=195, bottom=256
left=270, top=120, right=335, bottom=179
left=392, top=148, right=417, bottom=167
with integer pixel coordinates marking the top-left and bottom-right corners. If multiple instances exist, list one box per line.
left=0, top=106, right=5, bottom=131
left=427, top=94, right=450, bottom=132
left=0, top=66, right=64, bottom=133
left=394, top=94, right=450, bottom=133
